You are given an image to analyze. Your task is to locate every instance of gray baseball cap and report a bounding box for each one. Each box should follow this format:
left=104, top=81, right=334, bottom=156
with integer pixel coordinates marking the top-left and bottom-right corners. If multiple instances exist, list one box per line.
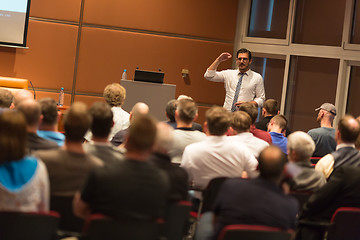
left=315, top=103, right=336, bottom=116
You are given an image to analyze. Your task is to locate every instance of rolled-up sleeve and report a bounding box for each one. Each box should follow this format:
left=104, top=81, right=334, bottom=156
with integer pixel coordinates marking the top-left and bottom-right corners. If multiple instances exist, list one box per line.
left=254, top=78, right=265, bottom=107
left=204, top=69, right=225, bottom=83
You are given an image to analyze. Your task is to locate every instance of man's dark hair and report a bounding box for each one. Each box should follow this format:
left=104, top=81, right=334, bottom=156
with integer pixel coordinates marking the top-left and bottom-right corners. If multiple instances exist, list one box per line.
left=64, top=102, right=92, bottom=142
left=0, top=89, right=13, bottom=108
left=165, top=99, right=178, bottom=122
left=89, top=102, right=113, bottom=138
left=38, top=98, right=58, bottom=125
left=258, top=146, right=287, bottom=182
left=17, top=99, right=41, bottom=127
left=239, top=102, right=258, bottom=124
left=126, top=114, right=157, bottom=152
left=338, top=115, right=360, bottom=143
left=177, top=99, right=198, bottom=124
left=263, top=99, right=279, bottom=116
left=237, top=48, right=252, bottom=60
left=271, top=114, right=288, bottom=131
left=206, top=106, right=231, bottom=136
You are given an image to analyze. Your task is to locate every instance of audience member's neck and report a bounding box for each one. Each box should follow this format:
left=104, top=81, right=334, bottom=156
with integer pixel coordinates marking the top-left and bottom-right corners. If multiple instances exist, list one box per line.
left=64, top=140, right=85, bottom=154
left=38, top=124, right=58, bottom=132
left=264, top=112, right=274, bottom=118
left=91, top=136, right=109, bottom=143
left=27, top=125, right=39, bottom=134
left=269, top=126, right=284, bottom=134
left=320, top=118, right=333, bottom=128
left=125, top=151, right=149, bottom=162
left=176, top=121, right=192, bottom=129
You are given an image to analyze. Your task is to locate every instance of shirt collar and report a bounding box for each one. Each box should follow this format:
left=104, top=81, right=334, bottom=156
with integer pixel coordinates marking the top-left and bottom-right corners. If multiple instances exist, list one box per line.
left=336, top=143, right=355, bottom=150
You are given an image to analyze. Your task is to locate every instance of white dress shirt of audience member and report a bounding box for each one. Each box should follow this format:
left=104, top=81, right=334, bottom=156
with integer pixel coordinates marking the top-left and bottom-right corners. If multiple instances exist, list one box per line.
left=204, top=48, right=265, bottom=111
left=181, top=106, right=258, bottom=191
left=315, top=114, right=360, bottom=179
left=228, top=110, right=269, bottom=159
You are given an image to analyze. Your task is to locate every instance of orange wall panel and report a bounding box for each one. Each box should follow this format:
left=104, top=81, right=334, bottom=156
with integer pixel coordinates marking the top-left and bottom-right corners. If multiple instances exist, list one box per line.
left=0, top=20, right=78, bottom=91
left=35, top=91, right=72, bottom=107
left=75, top=27, right=232, bottom=106
left=73, top=95, right=104, bottom=108
left=83, top=0, right=238, bottom=41
left=30, top=0, right=81, bottom=22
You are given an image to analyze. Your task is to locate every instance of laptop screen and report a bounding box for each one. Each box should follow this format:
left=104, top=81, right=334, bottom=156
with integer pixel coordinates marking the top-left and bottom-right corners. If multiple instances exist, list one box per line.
left=133, top=70, right=164, bottom=84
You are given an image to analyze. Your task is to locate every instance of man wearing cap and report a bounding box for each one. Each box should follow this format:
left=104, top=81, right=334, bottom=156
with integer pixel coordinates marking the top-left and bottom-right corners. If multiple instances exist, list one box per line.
left=307, top=103, right=337, bottom=157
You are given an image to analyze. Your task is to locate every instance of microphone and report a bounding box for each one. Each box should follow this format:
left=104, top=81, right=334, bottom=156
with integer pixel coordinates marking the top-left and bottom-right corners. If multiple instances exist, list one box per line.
left=29, top=80, right=36, bottom=100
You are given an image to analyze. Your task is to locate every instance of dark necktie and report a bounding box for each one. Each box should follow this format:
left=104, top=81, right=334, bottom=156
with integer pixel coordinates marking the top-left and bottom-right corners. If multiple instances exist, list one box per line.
left=231, top=73, right=245, bottom=112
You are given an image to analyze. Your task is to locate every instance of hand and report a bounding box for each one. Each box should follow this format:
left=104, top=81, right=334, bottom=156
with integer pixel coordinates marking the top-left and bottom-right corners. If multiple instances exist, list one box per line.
left=217, top=52, right=232, bottom=62
left=234, top=101, right=245, bottom=107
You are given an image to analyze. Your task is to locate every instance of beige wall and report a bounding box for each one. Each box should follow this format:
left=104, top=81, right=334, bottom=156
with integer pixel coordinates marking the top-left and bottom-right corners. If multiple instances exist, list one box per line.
left=0, top=0, right=239, bottom=124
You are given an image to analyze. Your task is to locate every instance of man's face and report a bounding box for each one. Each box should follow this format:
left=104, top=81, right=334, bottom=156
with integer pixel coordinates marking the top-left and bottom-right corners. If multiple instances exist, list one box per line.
left=316, top=110, right=323, bottom=123
left=236, top=52, right=252, bottom=73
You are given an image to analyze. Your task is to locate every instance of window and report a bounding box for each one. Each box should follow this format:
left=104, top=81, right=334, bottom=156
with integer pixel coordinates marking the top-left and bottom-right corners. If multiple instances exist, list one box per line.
left=346, top=66, right=360, bottom=117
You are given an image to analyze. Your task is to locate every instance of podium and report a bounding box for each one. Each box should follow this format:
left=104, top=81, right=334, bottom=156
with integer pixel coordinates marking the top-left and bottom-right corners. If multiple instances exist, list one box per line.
left=120, top=80, right=176, bottom=121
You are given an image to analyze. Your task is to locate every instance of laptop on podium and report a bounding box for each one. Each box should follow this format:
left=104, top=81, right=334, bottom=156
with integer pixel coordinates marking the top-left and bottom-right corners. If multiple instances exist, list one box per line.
left=134, top=69, right=164, bottom=84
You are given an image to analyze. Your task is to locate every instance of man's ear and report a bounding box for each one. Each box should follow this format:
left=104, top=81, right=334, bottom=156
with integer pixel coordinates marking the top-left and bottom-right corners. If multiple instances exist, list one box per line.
left=39, top=114, right=44, bottom=125
left=203, top=121, right=210, bottom=136
left=193, top=113, right=199, bottom=122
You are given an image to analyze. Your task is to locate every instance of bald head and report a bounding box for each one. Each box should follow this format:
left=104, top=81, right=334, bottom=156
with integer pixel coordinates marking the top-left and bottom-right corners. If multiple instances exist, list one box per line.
left=337, top=115, right=360, bottom=143
left=17, top=99, right=41, bottom=127
left=130, top=102, right=149, bottom=120
left=258, top=146, right=287, bottom=182
left=13, top=89, right=33, bottom=108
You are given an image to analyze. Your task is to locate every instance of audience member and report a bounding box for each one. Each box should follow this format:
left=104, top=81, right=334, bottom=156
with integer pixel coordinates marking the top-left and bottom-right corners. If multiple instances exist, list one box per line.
left=170, top=98, right=206, bottom=164
left=103, top=83, right=130, bottom=140
left=35, top=102, right=103, bottom=196
left=0, top=88, right=14, bottom=109
left=84, top=102, right=125, bottom=165
left=165, top=99, right=178, bottom=129
left=12, top=89, right=33, bottom=108
left=37, top=98, right=65, bottom=146
left=111, top=102, right=149, bottom=146
left=0, top=110, right=49, bottom=212
left=73, top=115, right=169, bottom=222
left=181, top=106, right=258, bottom=191
left=17, top=99, right=58, bottom=152
left=210, top=146, right=298, bottom=240
left=149, top=122, right=189, bottom=203
left=286, top=131, right=326, bottom=191
left=307, top=103, right=337, bottom=157
left=177, top=95, right=203, bottom=131
left=267, top=114, right=288, bottom=154
left=315, top=115, right=360, bottom=179
left=239, top=102, right=272, bottom=144
left=255, top=99, right=291, bottom=136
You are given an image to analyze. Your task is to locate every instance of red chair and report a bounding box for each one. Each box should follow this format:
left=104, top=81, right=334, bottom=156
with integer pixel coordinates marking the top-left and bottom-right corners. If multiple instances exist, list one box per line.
left=327, top=207, right=360, bottom=240
left=82, top=214, right=162, bottom=240
left=217, top=224, right=293, bottom=240
left=0, top=211, right=60, bottom=240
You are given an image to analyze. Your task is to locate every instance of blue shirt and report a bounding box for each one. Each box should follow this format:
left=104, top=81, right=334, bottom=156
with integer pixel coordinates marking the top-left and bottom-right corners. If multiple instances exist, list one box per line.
left=269, top=132, right=288, bottom=154
left=37, top=130, right=65, bottom=146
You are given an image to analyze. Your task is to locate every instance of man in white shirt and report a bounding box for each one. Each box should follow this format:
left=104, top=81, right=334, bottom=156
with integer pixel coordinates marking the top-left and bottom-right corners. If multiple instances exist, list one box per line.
left=181, top=106, right=258, bottom=190
left=204, top=48, right=265, bottom=111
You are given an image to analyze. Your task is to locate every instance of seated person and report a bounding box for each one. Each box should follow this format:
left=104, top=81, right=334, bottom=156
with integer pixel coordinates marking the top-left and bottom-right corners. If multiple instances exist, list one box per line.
left=267, top=114, right=288, bottom=154
left=0, top=110, right=49, bottom=212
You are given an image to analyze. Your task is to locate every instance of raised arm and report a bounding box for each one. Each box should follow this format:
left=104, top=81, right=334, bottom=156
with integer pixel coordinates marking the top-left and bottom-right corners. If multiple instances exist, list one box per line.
left=204, top=52, right=232, bottom=82
left=208, top=52, right=232, bottom=70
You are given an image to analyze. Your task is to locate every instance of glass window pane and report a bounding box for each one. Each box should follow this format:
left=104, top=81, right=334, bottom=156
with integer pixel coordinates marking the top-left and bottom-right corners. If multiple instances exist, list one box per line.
left=346, top=66, right=360, bottom=117
left=285, top=56, right=339, bottom=132
left=350, top=0, right=360, bottom=44
left=293, top=0, right=346, bottom=46
left=251, top=57, right=286, bottom=105
left=247, top=0, right=290, bottom=39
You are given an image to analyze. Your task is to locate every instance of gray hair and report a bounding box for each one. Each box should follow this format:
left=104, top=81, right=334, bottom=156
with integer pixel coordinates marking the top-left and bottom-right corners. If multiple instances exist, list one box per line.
left=287, top=131, right=315, bottom=161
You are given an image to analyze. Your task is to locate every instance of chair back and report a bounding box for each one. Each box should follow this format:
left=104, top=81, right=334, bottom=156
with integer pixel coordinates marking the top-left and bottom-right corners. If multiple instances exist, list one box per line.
left=327, top=207, right=360, bottom=240
left=289, top=191, right=312, bottom=211
left=162, top=200, right=192, bottom=240
left=50, top=195, right=84, bottom=232
left=0, top=211, right=60, bottom=240
left=217, top=224, right=292, bottom=240
left=83, top=214, right=161, bottom=240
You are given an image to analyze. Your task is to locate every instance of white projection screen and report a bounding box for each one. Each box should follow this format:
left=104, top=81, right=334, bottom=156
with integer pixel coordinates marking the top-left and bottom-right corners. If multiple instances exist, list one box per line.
left=0, top=0, right=31, bottom=47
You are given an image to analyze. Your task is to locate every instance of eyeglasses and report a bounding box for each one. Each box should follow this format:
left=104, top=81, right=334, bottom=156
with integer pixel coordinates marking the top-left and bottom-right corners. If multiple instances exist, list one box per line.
left=237, top=57, right=249, bottom=61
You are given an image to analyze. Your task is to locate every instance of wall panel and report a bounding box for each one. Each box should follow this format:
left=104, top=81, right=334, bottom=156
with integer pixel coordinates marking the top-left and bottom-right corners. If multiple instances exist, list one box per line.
left=30, top=0, right=82, bottom=22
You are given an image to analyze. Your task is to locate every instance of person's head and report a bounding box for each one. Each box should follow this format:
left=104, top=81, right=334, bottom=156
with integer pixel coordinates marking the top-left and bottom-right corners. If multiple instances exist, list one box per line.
left=165, top=99, right=178, bottom=122
left=17, top=99, right=41, bottom=128
left=130, top=102, right=149, bottom=121
left=125, top=114, right=157, bottom=153
left=263, top=99, right=279, bottom=116
left=63, top=102, right=92, bottom=142
left=0, top=89, right=14, bottom=108
left=89, top=101, right=113, bottom=139
left=153, top=122, right=174, bottom=154
left=287, top=131, right=315, bottom=162
left=336, top=115, right=360, bottom=144
left=177, top=95, right=193, bottom=101
left=230, top=111, right=252, bottom=134
left=0, top=110, right=27, bottom=163
left=268, top=115, right=287, bottom=133
left=103, top=83, right=126, bottom=107
left=236, top=48, right=252, bottom=73
left=13, top=89, right=33, bottom=108
left=258, top=145, right=287, bottom=183
left=176, top=98, right=198, bottom=124
left=205, top=106, right=231, bottom=136
left=38, top=98, right=59, bottom=127
left=239, top=102, right=258, bottom=124
left=315, top=103, right=336, bottom=124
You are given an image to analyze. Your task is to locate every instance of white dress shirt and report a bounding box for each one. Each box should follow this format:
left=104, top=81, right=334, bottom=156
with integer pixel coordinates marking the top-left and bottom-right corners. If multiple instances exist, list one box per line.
left=228, top=132, right=269, bottom=159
